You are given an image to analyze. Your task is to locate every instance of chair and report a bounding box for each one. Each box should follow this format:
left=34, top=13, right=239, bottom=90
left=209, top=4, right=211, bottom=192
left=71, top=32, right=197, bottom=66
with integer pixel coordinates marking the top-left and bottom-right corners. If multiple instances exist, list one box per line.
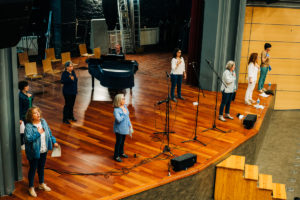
left=45, top=48, right=61, bottom=62
left=61, top=52, right=71, bottom=65
left=79, top=44, right=94, bottom=57
left=24, top=62, right=43, bottom=80
left=18, top=52, right=29, bottom=67
left=42, top=59, right=61, bottom=75
left=93, top=47, right=101, bottom=59
left=61, top=51, right=79, bottom=77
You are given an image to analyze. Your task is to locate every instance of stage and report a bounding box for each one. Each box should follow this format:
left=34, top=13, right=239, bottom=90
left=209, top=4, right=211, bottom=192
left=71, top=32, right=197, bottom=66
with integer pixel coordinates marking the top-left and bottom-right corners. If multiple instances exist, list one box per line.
left=7, top=53, right=275, bottom=200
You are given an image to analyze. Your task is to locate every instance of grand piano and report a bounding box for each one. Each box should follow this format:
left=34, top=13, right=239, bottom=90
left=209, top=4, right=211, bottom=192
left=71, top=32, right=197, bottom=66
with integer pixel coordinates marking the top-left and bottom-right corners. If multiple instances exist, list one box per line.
left=87, top=54, right=138, bottom=90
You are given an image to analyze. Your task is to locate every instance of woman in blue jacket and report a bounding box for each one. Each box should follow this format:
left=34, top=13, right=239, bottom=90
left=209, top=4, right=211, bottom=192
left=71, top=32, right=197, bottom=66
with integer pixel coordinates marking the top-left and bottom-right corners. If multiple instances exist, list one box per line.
left=113, top=94, right=132, bottom=162
left=61, top=61, right=78, bottom=124
left=24, top=106, right=59, bottom=197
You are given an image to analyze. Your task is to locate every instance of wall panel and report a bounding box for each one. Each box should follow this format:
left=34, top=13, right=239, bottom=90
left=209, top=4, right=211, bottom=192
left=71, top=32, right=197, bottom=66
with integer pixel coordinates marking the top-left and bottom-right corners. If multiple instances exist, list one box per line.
left=240, top=6, right=300, bottom=109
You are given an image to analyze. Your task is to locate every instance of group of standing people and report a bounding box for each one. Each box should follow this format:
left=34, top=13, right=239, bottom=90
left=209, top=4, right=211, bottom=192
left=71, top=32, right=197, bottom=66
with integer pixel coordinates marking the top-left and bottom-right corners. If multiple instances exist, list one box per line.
left=18, top=43, right=271, bottom=197
left=18, top=81, right=59, bottom=197
left=217, top=42, right=272, bottom=122
left=18, top=60, right=77, bottom=197
left=245, top=43, right=272, bottom=105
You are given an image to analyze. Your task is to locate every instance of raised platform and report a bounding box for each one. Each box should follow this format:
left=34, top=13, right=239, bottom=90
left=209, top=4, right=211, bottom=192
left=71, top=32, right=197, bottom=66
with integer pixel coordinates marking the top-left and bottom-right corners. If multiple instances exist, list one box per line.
left=6, top=53, right=275, bottom=200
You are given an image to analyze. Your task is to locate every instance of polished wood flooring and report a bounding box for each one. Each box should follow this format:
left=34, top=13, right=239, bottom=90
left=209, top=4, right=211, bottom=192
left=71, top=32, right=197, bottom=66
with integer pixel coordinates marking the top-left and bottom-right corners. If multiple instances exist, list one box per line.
left=4, top=52, right=274, bottom=199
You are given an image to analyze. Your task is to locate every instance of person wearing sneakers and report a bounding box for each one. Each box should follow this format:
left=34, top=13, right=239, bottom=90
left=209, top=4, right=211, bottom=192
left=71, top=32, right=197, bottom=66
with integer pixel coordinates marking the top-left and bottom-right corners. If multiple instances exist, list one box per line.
left=61, top=61, right=78, bottom=124
left=258, top=43, right=272, bottom=93
left=219, top=61, right=236, bottom=122
left=245, top=53, right=260, bottom=105
left=113, top=94, right=132, bottom=162
left=170, top=48, right=186, bottom=102
left=24, top=106, right=59, bottom=197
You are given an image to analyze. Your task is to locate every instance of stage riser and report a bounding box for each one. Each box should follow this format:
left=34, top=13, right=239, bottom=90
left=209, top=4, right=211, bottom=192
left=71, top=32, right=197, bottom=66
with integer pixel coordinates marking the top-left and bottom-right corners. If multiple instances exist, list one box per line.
left=123, top=93, right=275, bottom=200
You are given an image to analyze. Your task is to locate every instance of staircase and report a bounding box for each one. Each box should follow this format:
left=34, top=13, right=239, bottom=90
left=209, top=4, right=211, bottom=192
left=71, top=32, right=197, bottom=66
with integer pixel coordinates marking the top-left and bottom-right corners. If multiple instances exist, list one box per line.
left=214, top=155, right=287, bottom=200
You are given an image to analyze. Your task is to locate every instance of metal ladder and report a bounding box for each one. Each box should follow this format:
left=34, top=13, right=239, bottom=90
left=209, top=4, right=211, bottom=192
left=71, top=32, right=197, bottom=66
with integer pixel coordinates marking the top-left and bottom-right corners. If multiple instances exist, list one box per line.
left=129, top=0, right=141, bottom=48
left=117, top=0, right=134, bottom=53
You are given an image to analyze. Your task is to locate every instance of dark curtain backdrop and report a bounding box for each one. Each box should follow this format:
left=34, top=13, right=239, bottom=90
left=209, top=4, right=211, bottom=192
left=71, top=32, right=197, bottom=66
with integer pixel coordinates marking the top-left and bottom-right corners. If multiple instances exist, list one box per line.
left=186, top=0, right=204, bottom=86
left=0, top=47, right=23, bottom=197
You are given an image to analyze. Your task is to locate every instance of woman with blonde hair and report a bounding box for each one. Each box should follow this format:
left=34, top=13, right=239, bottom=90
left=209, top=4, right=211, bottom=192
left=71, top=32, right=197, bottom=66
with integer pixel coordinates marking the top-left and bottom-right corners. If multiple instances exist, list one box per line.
left=245, top=53, right=260, bottom=105
left=113, top=94, right=132, bottom=162
left=219, top=61, right=236, bottom=122
left=24, top=106, right=59, bottom=197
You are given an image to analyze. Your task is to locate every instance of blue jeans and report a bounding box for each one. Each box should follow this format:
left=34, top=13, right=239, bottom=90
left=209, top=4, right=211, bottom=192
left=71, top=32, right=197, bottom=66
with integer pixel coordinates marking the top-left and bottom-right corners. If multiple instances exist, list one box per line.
left=219, top=92, right=234, bottom=116
left=258, top=67, right=268, bottom=90
left=170, top=74, right=183, bottom=99
left=28, top=152, right=47, bottom=187
left=114, top=133, right=126, bottom=158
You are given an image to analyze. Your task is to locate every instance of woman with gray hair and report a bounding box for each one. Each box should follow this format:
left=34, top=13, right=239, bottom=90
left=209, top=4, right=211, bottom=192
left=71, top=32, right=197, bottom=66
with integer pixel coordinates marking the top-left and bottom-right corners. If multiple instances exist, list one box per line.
left=61, top=61, right=78, bottom=124
left=113, top=94, right=132, bottom=162
left=219, top=61, right=236, bottom=122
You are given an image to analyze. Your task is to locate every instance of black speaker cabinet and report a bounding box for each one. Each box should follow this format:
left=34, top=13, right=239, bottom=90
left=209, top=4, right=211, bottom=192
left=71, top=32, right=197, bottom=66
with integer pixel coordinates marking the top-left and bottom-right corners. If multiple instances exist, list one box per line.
left=171, top=153, right=197, bottom=172
left=243, top=114, right=257, bottom=129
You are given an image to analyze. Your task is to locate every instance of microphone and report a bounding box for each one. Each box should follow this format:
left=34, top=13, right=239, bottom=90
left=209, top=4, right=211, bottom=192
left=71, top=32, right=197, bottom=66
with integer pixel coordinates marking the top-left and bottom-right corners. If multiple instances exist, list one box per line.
left=166, top=71, right=170, bottom=78
left=205, top=58, right=212, bottom=64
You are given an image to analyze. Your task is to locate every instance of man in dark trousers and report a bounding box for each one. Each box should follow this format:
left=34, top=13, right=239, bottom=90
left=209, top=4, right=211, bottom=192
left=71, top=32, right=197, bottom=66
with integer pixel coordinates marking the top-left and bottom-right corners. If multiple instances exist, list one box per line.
left=61, top=61, right=78, bottom=124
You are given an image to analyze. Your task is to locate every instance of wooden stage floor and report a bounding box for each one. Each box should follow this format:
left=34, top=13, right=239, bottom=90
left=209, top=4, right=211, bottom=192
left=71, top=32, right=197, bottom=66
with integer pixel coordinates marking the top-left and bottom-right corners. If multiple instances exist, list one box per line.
left=5, top=53, right=274, bottom=199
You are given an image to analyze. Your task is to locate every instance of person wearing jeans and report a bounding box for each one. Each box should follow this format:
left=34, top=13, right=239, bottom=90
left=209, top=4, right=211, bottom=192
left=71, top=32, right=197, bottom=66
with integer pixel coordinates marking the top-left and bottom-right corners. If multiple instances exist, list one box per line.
left=113, top=94, right=132, bottom=162
left=258, top=43, right=272, bottom=93
left=170, top=48, right=186, bottom=102
left=24, top=106, right=59, bottom=197
left=245, top=53, right=259, bottom=105
left=219, top=61, right=236, bottom=122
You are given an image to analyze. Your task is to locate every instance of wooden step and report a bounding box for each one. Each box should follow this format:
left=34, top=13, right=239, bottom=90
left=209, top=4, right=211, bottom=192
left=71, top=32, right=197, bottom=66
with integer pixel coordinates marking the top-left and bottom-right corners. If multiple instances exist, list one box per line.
left=216, top=155, right=245, bottom=170
left=259, top=174, right=273, bottom=190
left=257, top=174, right=273, bottom=200
left=272, top=183, right=287, bottom=200
left=245, top=164, right=258, bottom=181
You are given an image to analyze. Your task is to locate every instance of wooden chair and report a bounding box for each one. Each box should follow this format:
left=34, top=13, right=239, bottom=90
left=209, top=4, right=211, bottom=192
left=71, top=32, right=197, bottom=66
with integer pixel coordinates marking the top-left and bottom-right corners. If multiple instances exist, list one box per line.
left=24, top=62, right=47, bottom=94
left=18, top=52, right=29, bottom=67
left=79, top=44, right=94, bottom=57
left=24, top=62, right=43, bottom=80
left=45, top=48, right=61, bottom=62
left=93, top=47, right=101, bottom=59
left=61, top=52, right=78, bottom=67
left=42, top=59, right=61, bottom=75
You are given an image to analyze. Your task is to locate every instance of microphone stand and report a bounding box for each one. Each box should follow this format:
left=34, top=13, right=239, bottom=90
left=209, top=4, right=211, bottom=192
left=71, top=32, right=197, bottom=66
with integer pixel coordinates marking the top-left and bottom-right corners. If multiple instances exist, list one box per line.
left=153, top=72, right=175, bottom=157
left=201, top=59, right=229, bottom=133
left=182, top=62, right=206, bottom=146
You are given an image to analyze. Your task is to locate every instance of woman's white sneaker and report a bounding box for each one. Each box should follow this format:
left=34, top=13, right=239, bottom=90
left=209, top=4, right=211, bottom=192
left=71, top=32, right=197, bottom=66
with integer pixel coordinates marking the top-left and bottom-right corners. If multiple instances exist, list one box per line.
left=39, top=183, right=51, bottom=192
left=225, top=114, right=234, bottom=120
left=219, top=115, right=226, bottom=122
left=29, top=187, right=37, bottom=197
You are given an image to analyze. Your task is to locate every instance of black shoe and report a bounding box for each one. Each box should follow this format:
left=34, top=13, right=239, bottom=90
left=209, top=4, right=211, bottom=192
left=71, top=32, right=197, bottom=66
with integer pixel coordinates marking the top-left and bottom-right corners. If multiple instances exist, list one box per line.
left=171, top=98, right=177, bottom=102
left=63, top=119, right=70, bottom=124
left=178, top=96, right=185, bottom=100
left=114, top=157, right=122, bottom=162
left=70, top=117, right=77, bottom=122
left=120, top=154, right=128, bottom=158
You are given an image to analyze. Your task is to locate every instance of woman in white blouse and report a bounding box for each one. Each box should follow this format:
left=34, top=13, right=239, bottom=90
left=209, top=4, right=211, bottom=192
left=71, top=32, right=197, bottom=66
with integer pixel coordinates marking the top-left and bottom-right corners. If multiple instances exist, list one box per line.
left=170, top=48, right=186, bottom=102
left=219, top=61, right=236, bottom=122
left=245, top=53, right=260, bottom=105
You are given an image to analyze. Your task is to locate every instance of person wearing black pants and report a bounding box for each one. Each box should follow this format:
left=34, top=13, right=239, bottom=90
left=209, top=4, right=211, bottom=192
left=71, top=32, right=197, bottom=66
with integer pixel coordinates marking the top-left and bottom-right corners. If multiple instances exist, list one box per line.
left=113, top=94, right=132, bottom=162
left=19, top=80, right=33, bottom=150
left=61, top=61, right=78, bottom=124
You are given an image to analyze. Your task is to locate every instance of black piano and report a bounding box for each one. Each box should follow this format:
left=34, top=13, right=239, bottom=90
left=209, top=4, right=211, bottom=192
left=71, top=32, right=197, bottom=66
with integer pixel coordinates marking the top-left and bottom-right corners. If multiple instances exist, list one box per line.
left=87, top=54, right=138, bottom=90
